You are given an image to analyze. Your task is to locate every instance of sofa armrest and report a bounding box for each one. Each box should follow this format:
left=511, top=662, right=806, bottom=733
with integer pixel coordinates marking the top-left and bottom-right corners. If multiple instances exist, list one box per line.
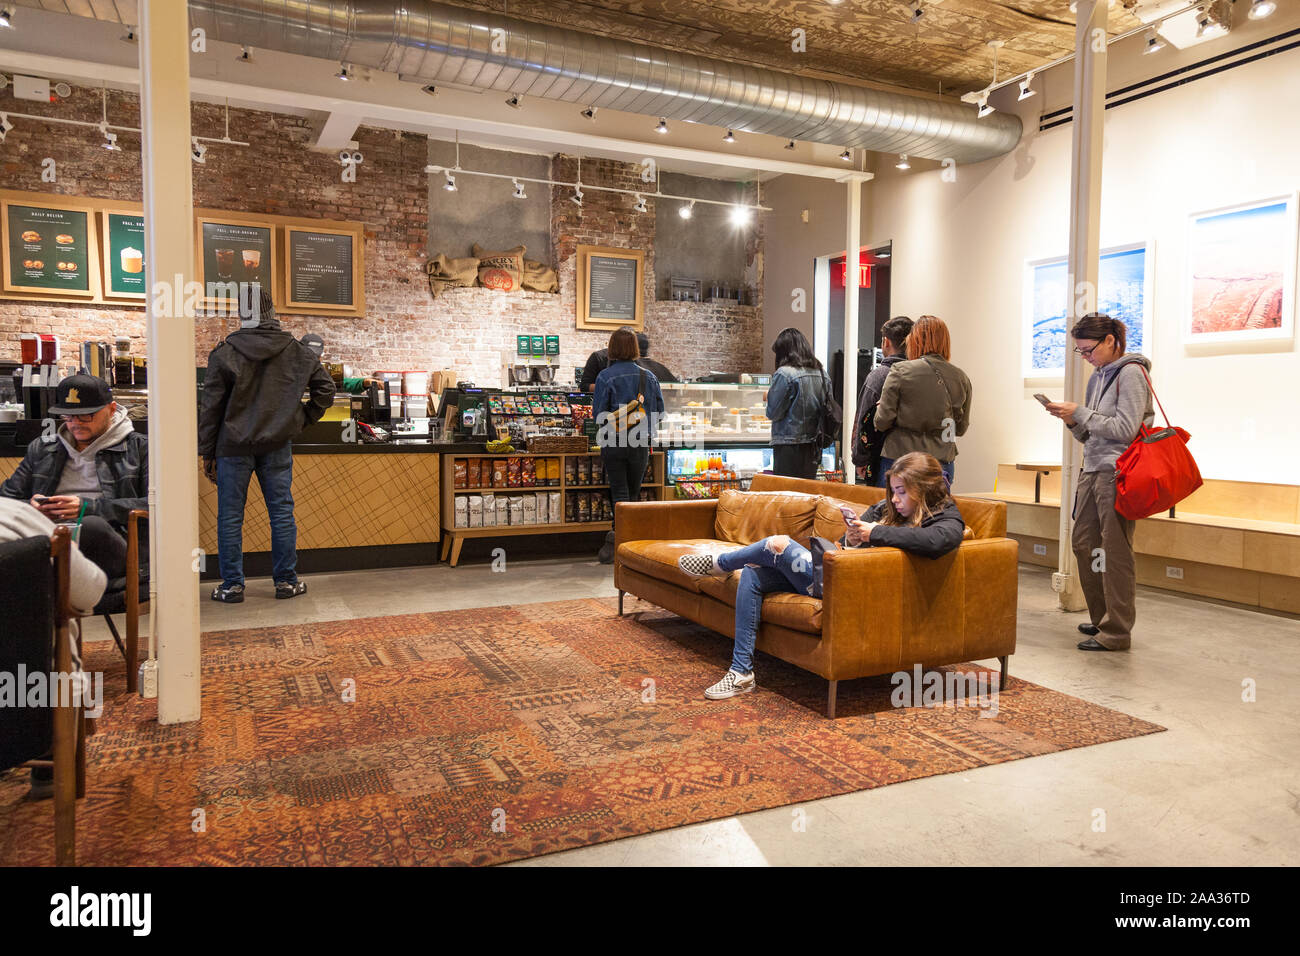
left=819, top=546, right=907, bottom=675
left=615, top=499, right=719, bottom=547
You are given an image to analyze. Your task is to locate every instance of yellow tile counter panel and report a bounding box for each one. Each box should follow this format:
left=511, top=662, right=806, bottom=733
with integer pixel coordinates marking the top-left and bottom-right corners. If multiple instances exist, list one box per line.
left=198, top=452, right=440, bottom=553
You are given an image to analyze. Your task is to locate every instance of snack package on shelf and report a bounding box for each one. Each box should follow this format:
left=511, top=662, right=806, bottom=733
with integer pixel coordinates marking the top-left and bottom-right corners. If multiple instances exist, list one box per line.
left=548, top=491, right=562, bottom=523
left=522, top=494, right=538, bottom=524
left=564, top=493, right=575, bottom=523
left=591, top=456, right=604, bottom=485
left=576, top=491, right=590, bottom=522
left=521, top=457, right=537, bottom=487
left=482, top=492, right=497, bottom=527
left=546, top=459, right=560, bottom=486
left=564, top=457, right=576, bottom=484
left=576, top=457, right=590, bottom=485
left=493, top=459, right=508, bottom=488
left=454, top=496, right=468, bottom=527
left=536, top=491, right=549, bottom=525
left=496, top=496, right=509, bottom=526
left=468, top=495, right=484, bottom=527
left=453, top=459, right=468, bottom=489
left=466, top=459, right=482, bottom=488
left=508, top=495, right=524, bottom=526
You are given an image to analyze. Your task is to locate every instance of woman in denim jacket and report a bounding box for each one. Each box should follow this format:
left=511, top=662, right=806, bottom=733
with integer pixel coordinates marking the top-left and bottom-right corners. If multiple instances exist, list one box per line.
left=766, top=328, right=830, bottom=479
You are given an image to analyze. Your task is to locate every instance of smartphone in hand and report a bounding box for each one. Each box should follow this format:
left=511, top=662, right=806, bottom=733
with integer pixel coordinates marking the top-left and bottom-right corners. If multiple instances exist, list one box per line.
left=1033, top=393, right=1052, bottom=407
left=838, top=505, right=859, bottom=527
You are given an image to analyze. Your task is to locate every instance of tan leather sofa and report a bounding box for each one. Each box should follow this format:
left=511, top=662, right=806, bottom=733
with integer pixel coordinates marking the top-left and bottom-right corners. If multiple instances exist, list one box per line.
left=614, top=474, right=1018, bottom=717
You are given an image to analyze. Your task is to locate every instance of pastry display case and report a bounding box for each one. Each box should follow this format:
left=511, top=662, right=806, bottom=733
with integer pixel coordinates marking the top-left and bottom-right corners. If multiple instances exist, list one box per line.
left=657, top=382, right=771, bottom=442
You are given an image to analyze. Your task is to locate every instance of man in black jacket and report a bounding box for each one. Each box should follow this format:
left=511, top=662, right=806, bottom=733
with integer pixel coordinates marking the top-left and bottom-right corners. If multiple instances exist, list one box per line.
left=198, top=286, right=335, bottom=603
left=580, top=331, right=678, bottom=391
left=1, top=373, right=147, bottom=582
left=851, top=315, right=912, bottom=486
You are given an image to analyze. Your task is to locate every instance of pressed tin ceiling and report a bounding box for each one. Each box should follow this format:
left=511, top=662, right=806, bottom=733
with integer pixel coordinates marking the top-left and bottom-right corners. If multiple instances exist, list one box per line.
left=443, top=0, right=1146, bottom=95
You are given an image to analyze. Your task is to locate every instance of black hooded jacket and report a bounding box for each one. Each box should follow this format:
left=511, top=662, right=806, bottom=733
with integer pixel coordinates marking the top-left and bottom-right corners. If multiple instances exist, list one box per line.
left=198, top=325, right=336, bottom=458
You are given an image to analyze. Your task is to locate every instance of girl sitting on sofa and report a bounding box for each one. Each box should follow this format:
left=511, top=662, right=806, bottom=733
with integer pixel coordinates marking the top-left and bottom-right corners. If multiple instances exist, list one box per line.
left=677, top=451, right=966, bottom=701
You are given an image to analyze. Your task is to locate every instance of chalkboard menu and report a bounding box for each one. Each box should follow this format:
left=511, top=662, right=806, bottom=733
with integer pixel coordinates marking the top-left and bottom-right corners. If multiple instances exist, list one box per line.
left=3, top=200, right=95, bottom=296
left=286, top=226, right=355, bottom=308
left=576, top=244, right=644, bottom=330
left=103, top=210, right=147, bottom=298
left=198, top=217, right=274, bottom=303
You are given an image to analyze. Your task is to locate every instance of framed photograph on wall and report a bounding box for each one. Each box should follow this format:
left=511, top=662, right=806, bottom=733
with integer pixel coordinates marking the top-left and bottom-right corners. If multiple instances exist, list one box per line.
left=576, top=244, right=645, bottom=331
left=1023, top=241, right=1154, bottom=379
left=1185, top=194, right=1297, bottom=347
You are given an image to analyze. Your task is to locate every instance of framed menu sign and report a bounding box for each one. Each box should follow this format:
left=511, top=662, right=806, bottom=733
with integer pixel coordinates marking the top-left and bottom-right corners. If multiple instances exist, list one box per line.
left=2, top=199, right=99, bottom=297
left=576, top=244, right=644, bottom=330
left=102, top=209, right=148, bottom=299
left=284, top=224, right=361, bottom=310
left=197, top=216, right=275, bottom=306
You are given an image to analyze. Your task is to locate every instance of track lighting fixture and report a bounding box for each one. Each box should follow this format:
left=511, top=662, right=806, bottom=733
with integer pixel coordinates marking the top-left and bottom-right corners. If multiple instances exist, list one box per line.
left=678, top=201, right=695, bottom=220
left=723, top=129, right=735, bottom=143
left=0, top=113, right=12, bottom=135
left=237, top=45, right=252, bottom=64
left=633, top=194, right=647, bottom=214
left=976, top=91, right=993, bottom=118
left=910, top=2, right=923, bottom=25
left=505, top=93, right=522, bottom=109
left=102, top=131, right=120, bottom=151
left=421, top=85, right=438, bottom=96
left=785, top=140, right=796, bottom=150
left=1017, top=73, right=1036, bottom=101
left=729, top=205, right=751, bottom=227
left=191, top=137, right=207, bottom=164
left=1195, top=2, right=1230, bottom=38
left=571, top=185, right=584, bottom=206
left=580, top=106, right=596, bottom=120
left=655, top=117, right=668, bottom=134
left=0, top=8, right=12, bottom=28
left=335, top=63, right=352, bottom=81
left=1249, top=0, right=1276, bottom=20
left=895, top=154, right=910, bottom=170
left=839, top=148, right=852, bottom=162
left=121, top=26, right=137, bottom=43
left=512, top=179, right=526, bottom=200
left=1142, top=29, right=1167, bottom=55
left=443, top=171, right=457, bottom=192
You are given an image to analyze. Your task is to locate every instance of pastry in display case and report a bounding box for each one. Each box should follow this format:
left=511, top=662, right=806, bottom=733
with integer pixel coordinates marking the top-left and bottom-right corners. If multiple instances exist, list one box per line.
left=658, top=381, right=772, bottom=441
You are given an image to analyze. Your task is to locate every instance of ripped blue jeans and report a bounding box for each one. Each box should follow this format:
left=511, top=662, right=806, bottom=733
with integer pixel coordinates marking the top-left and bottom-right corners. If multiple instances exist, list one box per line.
left=716, top=536, right=815, bottom=675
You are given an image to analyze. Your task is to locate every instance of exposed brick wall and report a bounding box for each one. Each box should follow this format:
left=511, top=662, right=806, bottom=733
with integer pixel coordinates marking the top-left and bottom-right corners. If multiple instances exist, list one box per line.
left=0, top=93, right=762, bottom=386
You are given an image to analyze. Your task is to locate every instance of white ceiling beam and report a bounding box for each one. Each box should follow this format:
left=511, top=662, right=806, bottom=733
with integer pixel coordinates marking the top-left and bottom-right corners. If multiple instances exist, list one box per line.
left=309, top=109, right=363, bottom=150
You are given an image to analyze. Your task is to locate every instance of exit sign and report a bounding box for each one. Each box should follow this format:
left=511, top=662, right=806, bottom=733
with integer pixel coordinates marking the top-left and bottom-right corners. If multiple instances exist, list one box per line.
left=838, top=254, right=872, bottom=289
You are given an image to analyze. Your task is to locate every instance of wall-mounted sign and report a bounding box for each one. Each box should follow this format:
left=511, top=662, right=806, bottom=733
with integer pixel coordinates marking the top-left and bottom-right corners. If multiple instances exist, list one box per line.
left=576, top=244, right=644, bottom=331
left=517, top=334, right=531, bottom=356
left=197, top=216, right=275, bottom=306
left=102, top=209, right=147, bottom=299
left=2, top=199, right=99, bottom=298
left=284, top=224, right=360, bottom=310
left=545, top=334, right=560, bottom=356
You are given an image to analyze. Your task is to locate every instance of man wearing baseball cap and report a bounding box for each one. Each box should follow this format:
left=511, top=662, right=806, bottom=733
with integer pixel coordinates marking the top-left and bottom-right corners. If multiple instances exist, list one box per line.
left=1, top=373, right=149, bottom=582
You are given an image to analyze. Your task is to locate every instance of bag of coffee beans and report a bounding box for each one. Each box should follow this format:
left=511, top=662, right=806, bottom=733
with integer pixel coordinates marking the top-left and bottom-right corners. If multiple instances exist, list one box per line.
left=454, top=459, right=468, bottom=489
left=564, top=457, right=576, bottom=485
left=493, top=459, right=508, bottom=487
left=466, top=459, right=482, bottom=488
left=576, top=457, right=589, bottom=485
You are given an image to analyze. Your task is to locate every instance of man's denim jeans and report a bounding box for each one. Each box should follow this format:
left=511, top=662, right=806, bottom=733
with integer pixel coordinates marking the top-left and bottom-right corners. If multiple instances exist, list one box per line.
left=217, top=443, right=298, bottom=588
left=716, top=536, right=816, bottom=675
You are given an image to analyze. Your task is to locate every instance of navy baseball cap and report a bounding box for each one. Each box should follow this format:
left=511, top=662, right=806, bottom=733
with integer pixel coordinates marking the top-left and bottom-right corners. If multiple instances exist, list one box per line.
left=48, top=374, right=113, bottom=415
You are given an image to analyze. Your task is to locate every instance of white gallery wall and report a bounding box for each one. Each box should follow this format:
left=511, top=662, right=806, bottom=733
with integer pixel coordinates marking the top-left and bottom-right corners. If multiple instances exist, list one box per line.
left=766, top=12, right=1300, bottom=492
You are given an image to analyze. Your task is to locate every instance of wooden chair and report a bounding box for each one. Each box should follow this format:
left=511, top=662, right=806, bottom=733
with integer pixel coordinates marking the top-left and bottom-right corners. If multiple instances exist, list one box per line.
left=94, top=508, right=149, bottom=692
left=18, top=526, right=88, bottom=866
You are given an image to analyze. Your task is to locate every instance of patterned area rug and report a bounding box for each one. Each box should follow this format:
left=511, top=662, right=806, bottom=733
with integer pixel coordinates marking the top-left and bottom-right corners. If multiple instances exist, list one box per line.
left=0, top=598, right=1165, bottom=866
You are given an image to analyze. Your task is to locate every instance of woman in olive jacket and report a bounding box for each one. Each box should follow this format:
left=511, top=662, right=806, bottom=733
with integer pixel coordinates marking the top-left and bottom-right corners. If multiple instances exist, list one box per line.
left=873, top=315, right=972, bottom=487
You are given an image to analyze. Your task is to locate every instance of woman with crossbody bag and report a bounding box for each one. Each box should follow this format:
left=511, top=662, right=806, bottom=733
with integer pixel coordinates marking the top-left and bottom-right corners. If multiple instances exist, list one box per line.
left=593, top=327, right=665, bottom=564
left=873, top=315, right=972, bottom=487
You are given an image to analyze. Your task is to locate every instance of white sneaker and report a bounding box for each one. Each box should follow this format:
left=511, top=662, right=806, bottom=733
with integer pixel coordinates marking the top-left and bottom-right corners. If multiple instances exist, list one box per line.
left=678, top=552, right=729, bottom=578
left=704, top=670, right=756, bottom=700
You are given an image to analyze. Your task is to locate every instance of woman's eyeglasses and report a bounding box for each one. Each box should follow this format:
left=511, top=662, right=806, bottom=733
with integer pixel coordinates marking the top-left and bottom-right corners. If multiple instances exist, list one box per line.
left=1073, top=343, right=1102, bottom=357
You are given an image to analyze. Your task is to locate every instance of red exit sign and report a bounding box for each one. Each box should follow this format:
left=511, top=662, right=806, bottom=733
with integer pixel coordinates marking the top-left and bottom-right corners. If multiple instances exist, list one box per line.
left=837, top=254, right=872, bottom=289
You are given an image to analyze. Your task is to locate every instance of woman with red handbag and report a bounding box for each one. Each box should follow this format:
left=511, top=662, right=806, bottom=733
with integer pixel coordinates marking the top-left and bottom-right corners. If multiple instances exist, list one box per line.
left=1043, top=313, right=1154, bottom=652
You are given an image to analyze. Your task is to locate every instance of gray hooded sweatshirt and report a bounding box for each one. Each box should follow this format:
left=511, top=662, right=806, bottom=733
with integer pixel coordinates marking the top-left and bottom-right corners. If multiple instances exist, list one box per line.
left=1067, top=353, right=1155, bottom=472
left=56, top=407, right=137, bottom=499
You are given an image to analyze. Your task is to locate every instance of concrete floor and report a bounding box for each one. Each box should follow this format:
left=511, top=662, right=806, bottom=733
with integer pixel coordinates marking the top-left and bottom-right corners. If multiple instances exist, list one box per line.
left=83, top=556, right=1300, bottom=866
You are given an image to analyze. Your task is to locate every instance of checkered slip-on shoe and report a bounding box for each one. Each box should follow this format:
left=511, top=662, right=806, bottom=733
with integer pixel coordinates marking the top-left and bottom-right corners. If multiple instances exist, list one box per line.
left=704, top=670, right=756, bottom=700
left=677, top=552, right=729, bottom=578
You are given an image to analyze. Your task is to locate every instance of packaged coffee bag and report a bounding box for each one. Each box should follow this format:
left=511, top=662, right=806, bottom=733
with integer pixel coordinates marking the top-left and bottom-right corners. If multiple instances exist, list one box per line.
left=454, top=496, right=468, bottom=527
left=468, top=495, right=484, bottom=527
left=482, top=492, right=496, bottom=526
left=493, top=459, right=508, bottom=487
left=453, top=459, right=468, bottom=489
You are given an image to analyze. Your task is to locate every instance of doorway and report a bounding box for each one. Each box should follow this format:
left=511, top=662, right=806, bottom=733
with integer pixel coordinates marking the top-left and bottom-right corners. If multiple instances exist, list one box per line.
left=814, top=241, right=893, bottom=406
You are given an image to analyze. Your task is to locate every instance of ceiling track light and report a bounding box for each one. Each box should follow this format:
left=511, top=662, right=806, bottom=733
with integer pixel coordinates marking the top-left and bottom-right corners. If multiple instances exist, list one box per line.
left=580, top=106, right=596, bottom=120
left=632, top=194, right=647, bottom=213
left=512, top=178, right=526, bottom=200
left=1017, top=72, right=1036, bottom=101
left=102, top=131, right=120, bottom=151
left=571, top=184, right=584, bottom=206
left=722, top=129, right=736, bottom=143
left=121, top=26, right=137, bottom=43
left=505, top=93, right=522, bottom=109
left=335, top=63, right=352, bottom=81
left=0, top=113, right=13, bottom=135
left=443, top=171, right=457, bottom=191
left=839, top=148, right=852, bottom=162
left=977, top=93, right=994, bottom=118
left=785, top=139, right=796, bottom=150
left=237, top=45, right=252, bottom=63
left=729, top=205, right=751, bottom=227
left=678, top=200, right=695, bottom=219
left=0, top=8, right=12, bottom=28
left=1249, top=0, right=1276, bottom=20
left=910, top=2, right=923, bottom=25
left=421, top=85, right=438, bottom=96
left=1143, top=28, right=1167, bottom=55
left=895, top=153, right=910, bottom=170
left=655, top=117, right=668, bottom=134
left=191, top=136, right=207, bottom=164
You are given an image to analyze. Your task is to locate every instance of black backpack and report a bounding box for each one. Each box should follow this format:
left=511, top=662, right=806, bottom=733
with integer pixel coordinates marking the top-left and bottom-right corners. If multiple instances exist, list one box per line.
left=814, top=371, right=843, bottom=450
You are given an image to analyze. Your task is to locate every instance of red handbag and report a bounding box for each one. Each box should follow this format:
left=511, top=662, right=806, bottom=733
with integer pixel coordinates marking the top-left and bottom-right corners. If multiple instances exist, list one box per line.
left=1113, top=366, right=1203, bottom=520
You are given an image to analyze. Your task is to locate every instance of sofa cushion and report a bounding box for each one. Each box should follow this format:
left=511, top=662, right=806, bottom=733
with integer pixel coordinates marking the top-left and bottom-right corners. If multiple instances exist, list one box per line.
left=617, top=539, right=733, bottom=592
left=952, top=495, right=1006, bottom=539
left=814, top=496, right=869, bottom=542
left=715, top=489, right=819, bottom=546
left=696, top=573, right=823, bottom=634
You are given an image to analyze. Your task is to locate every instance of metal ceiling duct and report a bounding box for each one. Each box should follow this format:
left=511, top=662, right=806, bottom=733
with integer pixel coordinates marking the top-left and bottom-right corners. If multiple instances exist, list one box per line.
left=12, top=0, right=1022, bottom=163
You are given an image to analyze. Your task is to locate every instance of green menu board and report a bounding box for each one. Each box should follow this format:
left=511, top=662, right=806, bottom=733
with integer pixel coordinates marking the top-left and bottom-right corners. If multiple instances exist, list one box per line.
left=4, top=202, right=92, bottom=295
left=199, top=218, right=273, bottom=303
left=104, top=211, right=147, bottom=297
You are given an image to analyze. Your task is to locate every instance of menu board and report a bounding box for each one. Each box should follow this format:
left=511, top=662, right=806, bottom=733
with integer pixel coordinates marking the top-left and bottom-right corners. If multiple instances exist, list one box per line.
left=198, top=217, right=274, bottom=303
left=587, top=255, right=638, bottom=321
left=286, top=227, right=355, bottom=308
left=3, top=201, right=95, bottom=296
left=103, top=210, right=147, bottom=298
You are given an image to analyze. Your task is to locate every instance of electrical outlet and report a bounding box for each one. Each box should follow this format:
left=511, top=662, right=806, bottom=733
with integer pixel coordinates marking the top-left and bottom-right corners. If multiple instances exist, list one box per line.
left=1033, top=543, right=1047, bottom=556
left=1166, top=565, right=1184, bottom=580
left=138, top=659, right=158, bottom=699
left=1051, top=572, right=1069, bottom=593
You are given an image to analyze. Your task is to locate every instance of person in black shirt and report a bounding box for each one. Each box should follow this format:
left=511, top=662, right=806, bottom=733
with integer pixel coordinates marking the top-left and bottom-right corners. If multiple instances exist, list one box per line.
left=580, top=332, right=677, bottom=391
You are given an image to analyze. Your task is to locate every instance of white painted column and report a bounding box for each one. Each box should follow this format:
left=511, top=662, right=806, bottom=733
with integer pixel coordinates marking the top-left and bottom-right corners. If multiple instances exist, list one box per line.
left=140, top=0, right=202, bottom=722
left=839, top=172, right=873, bottom=483
left=1057, top=0, right=1108, bottom=612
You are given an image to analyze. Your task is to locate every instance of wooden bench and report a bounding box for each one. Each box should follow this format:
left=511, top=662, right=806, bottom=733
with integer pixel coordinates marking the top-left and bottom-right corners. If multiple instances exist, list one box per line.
left=969, top=465, right=1300, bottom=613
